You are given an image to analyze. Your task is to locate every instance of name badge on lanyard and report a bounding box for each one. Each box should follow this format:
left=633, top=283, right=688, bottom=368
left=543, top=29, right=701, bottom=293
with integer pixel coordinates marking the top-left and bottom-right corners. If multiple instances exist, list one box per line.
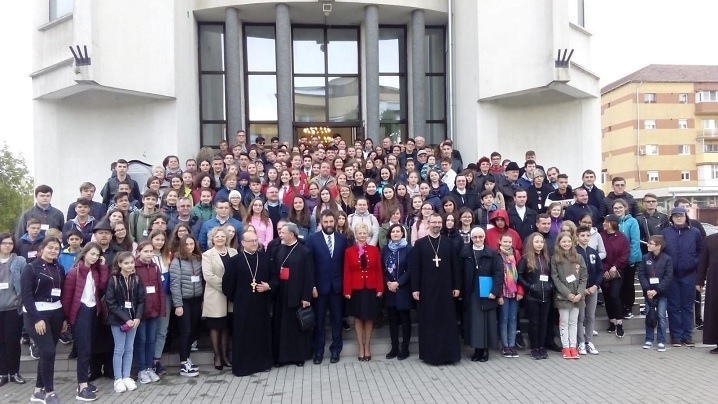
left=51, top=288, right=61, bottom=297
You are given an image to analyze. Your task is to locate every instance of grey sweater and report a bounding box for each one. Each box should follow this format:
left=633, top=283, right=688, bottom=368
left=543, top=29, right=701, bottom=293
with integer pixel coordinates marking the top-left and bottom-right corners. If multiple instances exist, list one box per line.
left=169, top=257, right=204, bottom=307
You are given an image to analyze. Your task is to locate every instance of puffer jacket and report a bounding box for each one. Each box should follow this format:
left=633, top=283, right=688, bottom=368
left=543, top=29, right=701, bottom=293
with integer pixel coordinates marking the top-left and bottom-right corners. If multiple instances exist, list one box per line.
left=61, top=260, right=109, bottom=324
left=517, top=253, right=554, bottom=303
left=661, top=223, right=701, bottom=277
left=134, top=256, right=166, bottom=319
left=618, top=214, right=641, bottom=264
left=485, top=209, right=523, bottom=253
left=169, top=256, right=204, bottom=307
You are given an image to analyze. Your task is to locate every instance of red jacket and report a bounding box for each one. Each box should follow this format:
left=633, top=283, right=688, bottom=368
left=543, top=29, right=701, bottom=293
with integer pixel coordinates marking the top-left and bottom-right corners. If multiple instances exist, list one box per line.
left=343, top=244, right=384, bottom=296
left=282, top=184, right=309, bottom=206
left=62, top=261, right=109, bottom=325
left=485, top=209, right=524, bottom=253
left=134, top=256, right=166, bottom=319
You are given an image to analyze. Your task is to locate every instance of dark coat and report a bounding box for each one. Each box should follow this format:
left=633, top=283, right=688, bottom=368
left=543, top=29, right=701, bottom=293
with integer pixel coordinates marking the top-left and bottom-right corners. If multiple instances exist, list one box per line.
left=517, top=253, right=553, bottom=302
left=697, top=234, right=718, bottom=344
left=580, top=185, right=605, bottom=215
left=661, top=224, right=702, bottom=277
left=305, top=231, right=347, bottom=295
left=507, top=206, right=537, bottom=242
left=460, top=245, right=503, bottom=332
left=638, top=252, right=673, bottom=297
left=104, top=273, right=146, bottom=325
left=564, top=202, right=598, bottom=226
left=600, top=191, right=639, bottom=218
left=381, top=244, right=413, bottom=310
left=449, top=189, right=478, bottom=212
left=526, top=184, right=554, bottom=213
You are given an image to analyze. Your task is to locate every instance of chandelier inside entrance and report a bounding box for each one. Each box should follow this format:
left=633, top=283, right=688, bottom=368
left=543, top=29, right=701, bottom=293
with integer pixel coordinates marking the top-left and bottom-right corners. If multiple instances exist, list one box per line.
left=302, top=126, right=332, bottom=145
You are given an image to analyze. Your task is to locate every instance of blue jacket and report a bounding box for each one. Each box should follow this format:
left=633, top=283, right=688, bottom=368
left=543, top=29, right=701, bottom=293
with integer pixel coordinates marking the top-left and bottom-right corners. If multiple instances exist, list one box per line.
left=576, top=245, right=604, bottom=289
left=661, top=224, right=702, bottom=277
left=638, top=252, right=673, bottom=296
left=61, top=216, right=96, bottom=246
left=305, top=231, right=347, bottom=295
left=1, top=254, right=25, bottom=312
left=618, top=214, right=641, bottom=264
left=198, top=216, right=244, bottom=251
left=58, top=248, right=79, bottom=274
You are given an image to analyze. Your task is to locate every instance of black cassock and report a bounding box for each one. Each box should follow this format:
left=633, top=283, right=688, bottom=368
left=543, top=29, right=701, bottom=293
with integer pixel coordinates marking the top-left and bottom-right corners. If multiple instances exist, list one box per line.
left=271, top=241, right=315, bottom=364
left=410, top=235, right=462, bottom=365
left=223, top=250, right=275, bottom=376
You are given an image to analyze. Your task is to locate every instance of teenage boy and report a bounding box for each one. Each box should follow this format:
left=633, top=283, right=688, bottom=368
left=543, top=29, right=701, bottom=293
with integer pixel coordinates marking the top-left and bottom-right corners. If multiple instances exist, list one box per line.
left=638, top=235, right=673, bottom=352
left=109, top=192, right=139, bottom=217
left=244, top=176, right=266, bottom=207
left=15, top=185, right=65, bottom=241
left=439, top=158, right=457, bottom=191
left=101, top=159, right=141, bottom=206
left=576, top=226, right=604, bottom=355
left=17, top=218, right=44, bottom=263
left=67, top=182, right=107, bottom=221
left=474, top=190, right=498, bottom=229
left=508, top=189, right=537, bottom=242
left=58, top=229, right=84, bottom=273
left=546, top=174, right=574, bottom=208
left=128, top=190, right=161, bottom=242
left=62, top=198, right=96, bottom=245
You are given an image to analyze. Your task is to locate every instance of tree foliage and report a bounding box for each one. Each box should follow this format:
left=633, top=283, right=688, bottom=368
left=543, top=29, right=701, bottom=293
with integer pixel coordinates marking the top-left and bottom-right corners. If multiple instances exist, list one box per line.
left=0, top=143, right=34, bottom=234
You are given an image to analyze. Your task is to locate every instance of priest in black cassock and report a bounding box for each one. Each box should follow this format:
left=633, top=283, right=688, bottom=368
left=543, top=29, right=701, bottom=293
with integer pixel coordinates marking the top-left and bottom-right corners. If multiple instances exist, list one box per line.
left=223, top=231, right=275, bottom=376
left=410, top=213, right=462, bottom=365
left=271, top=222, right=315, bottom=366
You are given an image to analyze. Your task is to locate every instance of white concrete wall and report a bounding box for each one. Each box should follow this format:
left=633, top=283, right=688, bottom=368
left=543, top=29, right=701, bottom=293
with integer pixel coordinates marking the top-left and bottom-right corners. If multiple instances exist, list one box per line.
left=697, top=166, right=718, bottom=187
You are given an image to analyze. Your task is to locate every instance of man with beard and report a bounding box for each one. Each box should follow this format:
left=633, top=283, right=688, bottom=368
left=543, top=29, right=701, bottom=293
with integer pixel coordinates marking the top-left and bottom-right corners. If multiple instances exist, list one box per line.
left=410, top=213, right=462, bottom=365
left=271, top=223, right=314, bottom=367
left=305, top=211, right=347, bottom=364
left=223, top=231, right=275, bottom=376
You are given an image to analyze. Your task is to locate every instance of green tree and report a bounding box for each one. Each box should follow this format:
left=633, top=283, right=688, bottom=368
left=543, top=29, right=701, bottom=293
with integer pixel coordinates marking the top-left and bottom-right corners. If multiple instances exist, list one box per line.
left=0, top=143, right=34, bottom=234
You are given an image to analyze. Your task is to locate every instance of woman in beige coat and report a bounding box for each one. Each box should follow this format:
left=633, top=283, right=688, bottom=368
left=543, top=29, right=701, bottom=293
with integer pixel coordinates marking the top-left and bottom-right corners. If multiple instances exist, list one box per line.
left=202, top=226, right=238, bottom=370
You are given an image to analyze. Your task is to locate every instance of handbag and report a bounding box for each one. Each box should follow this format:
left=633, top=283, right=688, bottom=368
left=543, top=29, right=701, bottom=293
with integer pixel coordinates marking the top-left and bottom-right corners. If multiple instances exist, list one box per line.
left=296, top=306, right=316, bottom=332
left=99, top=277, right=118, bottom=325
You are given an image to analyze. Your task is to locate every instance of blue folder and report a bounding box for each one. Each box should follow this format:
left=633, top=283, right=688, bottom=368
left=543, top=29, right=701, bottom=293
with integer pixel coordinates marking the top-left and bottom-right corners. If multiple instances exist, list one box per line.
left=478, top=276, right=493, bottom=298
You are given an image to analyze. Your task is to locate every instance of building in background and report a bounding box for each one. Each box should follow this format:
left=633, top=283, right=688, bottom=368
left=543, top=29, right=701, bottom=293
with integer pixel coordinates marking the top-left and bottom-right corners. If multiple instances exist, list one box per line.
left=601, top=64, right=718, bottom=217
left=31, top=0, right=599, bottom=208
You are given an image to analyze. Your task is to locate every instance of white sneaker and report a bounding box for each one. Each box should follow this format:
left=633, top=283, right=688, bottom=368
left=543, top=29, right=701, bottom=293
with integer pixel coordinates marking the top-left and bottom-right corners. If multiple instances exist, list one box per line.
left=643, top=341, right=653, bottom=350
left=657, top=343, right=666, bottom=352
left=138, top=370, right=151, bottom=384
left=587, top=342, right=599, bottom=355
left=592, top=330, right=598, bottom=336
left=187, top=358, right=199, bottom=371
left=578, top=344, right=587, bottom=355
left=123, top=377, right=137, bottom=391
left=147, top=368, right=160, bottom=382
left=114, top=379, right=127, bottom=393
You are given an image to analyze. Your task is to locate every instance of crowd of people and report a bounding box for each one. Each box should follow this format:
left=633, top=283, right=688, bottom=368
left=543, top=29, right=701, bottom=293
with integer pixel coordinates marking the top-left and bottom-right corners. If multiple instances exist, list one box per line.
left=0, top=130, right=717, bottom=404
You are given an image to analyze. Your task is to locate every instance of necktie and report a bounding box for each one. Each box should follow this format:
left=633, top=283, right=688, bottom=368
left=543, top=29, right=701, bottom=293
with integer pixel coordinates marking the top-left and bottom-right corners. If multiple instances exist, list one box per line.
left=327, top=235, right=333, bottom=258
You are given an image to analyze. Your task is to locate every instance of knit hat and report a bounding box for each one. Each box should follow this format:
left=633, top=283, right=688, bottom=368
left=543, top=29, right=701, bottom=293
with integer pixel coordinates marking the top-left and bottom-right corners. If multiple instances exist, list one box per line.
left=505, top=162, right=521, bottom=172
left=228, top=190, right=242, bottom=201
left=239, top=171, right=250, bottom=181
left=478, top=156, right=490, bottom=165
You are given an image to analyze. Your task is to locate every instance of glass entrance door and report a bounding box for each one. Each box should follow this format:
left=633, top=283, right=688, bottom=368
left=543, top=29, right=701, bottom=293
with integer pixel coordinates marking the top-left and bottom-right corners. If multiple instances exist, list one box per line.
left=294, top=125, right=359, bottom=148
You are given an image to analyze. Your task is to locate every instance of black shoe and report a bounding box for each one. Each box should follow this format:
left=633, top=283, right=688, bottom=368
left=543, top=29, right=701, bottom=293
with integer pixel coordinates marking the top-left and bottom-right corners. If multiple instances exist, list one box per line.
left=87, top=383, right=98, bottom=393
left=296, top=361, right=304, bottom=367
left=479, top=349, right=489, bottom=362
left=546, top=342, right=563, bottom=353
left=342, top=321, right=351, bottom=332
left=76, top=386, right=97, bottom=402
left=9, top=373, right=25, bottom=384
left=68, top=350, right=77, bottom=359
left=616, top=324, right=625, bottom=338
left=515, top=333, right=525, bottom=349
left=386, top=348, right=399, bottom=359
left=697, top=324, right=704, bottom=330
left=59, top=331, right=72, bottom=345
left=313, top=354, right=323, bottom=365
left=0, top=375, right=8, bottom=387
left=539, top=348, right=548, bottom=359
left=710, top=347, right=718, bottom=354
left=20, top=334, right=30, bottom=345
left=330, top=353, right=340, bottom=363
left=397, top=347, right=409, bottom=360
left=683, top=338, right=695, bottom=347
left=624, top=311, right=634, bottom=319
left=530, top=349, right=541, bottom=360
left=471, top=349, right=481, bottom=362
left=29, top=343, right=40, bottom=359
left=607, top=323, right=616, bottom=333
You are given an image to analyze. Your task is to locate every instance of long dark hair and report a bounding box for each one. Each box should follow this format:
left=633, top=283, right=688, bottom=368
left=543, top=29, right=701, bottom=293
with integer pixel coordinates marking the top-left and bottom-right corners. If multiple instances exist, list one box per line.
left=73, top=242, right=103, bottom=268
left=288, top=195, right=311, bottom=228
left=111, top=251, right=135, bottom=277
left=176, top=234, right=202, bottom=260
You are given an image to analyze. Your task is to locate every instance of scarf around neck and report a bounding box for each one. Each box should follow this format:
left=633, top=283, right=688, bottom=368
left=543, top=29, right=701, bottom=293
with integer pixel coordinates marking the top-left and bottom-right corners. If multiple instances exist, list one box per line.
left=500, top=246, right=518, bottom=297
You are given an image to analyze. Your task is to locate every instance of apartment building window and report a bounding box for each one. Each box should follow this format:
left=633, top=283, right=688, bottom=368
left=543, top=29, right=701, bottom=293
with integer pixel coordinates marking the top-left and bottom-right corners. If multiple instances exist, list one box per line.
left=678, top=144, right=691, bottom=155
left=647, top=171, right=659, bottom=182
left=679, top=119, right=688, bottom=129
left=712, top=165, right=718, bottom=180
left=602, top=172, right=608, bottom=184
left=679, top=93, right=688, bottom=104
left=697, top=91, right=718, bottom=103
left=705, top=143, right=718, bottom=153
left=644, top=93, right=656, bottom=103
left=644, top=119, right=656, bottom=129
left=703, top=119, right=717, bottom=129
left=643, top=144, right=659, bottom=155
left=681, top=171, right=691, bottom=181
left=49, top=0, right=73, bottom=21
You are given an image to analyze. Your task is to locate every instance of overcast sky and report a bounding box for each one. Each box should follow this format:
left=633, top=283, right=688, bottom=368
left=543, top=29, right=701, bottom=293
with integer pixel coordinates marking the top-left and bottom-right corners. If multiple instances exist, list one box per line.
left=2, top=0, right=717, bottom=174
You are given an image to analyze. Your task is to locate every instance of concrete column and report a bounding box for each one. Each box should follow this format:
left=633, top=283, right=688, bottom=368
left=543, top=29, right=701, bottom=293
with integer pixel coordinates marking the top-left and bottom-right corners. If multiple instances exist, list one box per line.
left=224, top=7, right=242, bottom=139
left=275, top=4, right=293, bottom=144
left=364, top=5, right=380, bottom=142
left=411, top=9, right=426, bottom=139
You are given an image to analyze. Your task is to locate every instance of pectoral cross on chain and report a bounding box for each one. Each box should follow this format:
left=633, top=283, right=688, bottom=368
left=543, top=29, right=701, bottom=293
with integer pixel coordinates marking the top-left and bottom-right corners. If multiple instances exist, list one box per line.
left=433, top=255, right=441, bottom=268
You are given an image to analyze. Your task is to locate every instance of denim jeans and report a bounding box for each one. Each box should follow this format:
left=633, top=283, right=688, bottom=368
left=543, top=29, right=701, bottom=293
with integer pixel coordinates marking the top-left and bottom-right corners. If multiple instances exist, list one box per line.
left=153, top=294, right=172, bottom=360
left=577, top=292, right=598, bottom=345
left=111, top=324, right=137, bottom=379
left=135, top=317, right=159, bottom=370
left=668, top=272, right=696, bottom=341
left=499, top=298, right=519, bottom=347
left=645, top=296, right=668, bottom=344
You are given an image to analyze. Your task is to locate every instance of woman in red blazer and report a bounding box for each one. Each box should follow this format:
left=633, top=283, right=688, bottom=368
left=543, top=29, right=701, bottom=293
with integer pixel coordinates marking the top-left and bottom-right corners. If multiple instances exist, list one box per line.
left=343, top=223, right=384, bottom=361
left=61, top=242, right=109, bottom=399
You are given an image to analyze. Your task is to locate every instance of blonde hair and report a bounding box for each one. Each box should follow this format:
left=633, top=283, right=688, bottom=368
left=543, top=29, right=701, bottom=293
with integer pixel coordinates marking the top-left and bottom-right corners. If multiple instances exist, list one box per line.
left=207, top=226, right=229, bottom=248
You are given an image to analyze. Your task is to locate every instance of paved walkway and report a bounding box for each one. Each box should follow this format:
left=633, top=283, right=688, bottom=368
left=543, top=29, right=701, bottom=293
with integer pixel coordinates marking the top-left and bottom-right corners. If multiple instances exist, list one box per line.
left=2, top=345, right=716, bottom=403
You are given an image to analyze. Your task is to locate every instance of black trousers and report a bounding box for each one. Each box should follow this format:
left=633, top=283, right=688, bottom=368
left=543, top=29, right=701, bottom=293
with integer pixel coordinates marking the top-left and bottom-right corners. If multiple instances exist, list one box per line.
left=0, top=309, right=23, bottom=375
left=387, top=307, right=411, bottom=349
left=24, top=308, right=64, bottom=391
left=525, top=299, right=551, bottom=349
left=543, top=299, right=558, bottom=346
left=73, top=304, right=96, bottom=384
left=620, top=263, right=638, bottom=313
left=603, top=277, right=624, bottom=320
left=178, top=297, right=202, bottom=362
left=695, top=290, right=703, bottom=323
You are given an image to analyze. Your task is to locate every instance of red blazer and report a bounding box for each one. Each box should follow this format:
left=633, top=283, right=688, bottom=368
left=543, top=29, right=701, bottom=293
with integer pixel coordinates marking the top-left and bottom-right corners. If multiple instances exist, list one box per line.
left=343, top=244, right=384, bottom=296
left=282, top=183, right=309, bottom=206
left=62, top=261, right=109, bottom=325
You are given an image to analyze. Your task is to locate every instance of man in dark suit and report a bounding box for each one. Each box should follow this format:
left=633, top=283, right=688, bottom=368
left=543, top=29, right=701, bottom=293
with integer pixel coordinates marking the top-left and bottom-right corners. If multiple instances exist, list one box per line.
left=306, top=210, right=348, bottom=364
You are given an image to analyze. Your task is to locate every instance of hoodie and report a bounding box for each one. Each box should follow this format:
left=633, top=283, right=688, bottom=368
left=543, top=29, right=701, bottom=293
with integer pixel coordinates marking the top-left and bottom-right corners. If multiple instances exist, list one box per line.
left=58, top=247, right=80, bottom=274
left=61, top=216, right=96, bottom=245
left=485, top=209, right=523, bottom=253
